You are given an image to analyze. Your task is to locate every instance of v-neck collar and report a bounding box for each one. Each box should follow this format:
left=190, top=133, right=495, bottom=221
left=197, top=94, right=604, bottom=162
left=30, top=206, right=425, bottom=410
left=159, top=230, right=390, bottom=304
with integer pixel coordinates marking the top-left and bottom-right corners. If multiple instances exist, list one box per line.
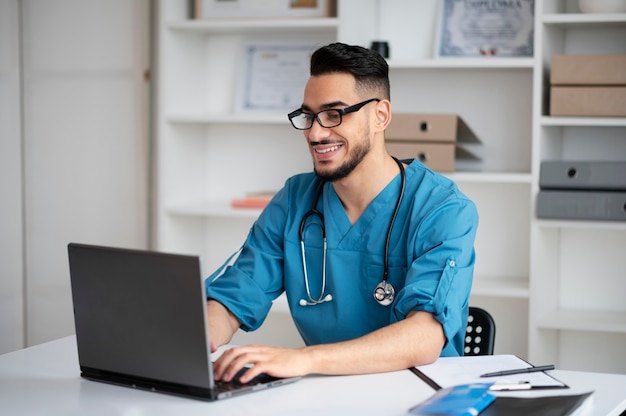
left=320, top=169, right=405, bottom=250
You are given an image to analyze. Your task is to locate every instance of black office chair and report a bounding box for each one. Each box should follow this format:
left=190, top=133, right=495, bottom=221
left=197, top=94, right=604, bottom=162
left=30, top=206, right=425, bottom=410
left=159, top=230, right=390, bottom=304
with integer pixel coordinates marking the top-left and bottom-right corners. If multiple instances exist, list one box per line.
left=464, top=307, right=496, bottom=356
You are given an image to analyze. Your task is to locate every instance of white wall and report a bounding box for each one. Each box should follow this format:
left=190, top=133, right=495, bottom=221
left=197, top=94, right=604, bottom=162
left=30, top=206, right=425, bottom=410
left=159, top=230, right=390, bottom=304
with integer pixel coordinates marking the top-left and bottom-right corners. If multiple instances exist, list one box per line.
left=0, top=0, right=25, bottom=354
left=0, top=0, right=151, bottom=353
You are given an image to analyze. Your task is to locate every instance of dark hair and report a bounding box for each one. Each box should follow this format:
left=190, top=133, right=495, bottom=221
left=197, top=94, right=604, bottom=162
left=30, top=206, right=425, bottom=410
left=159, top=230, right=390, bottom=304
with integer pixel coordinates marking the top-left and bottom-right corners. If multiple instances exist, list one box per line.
left=310, top=42, right=390, bottom=100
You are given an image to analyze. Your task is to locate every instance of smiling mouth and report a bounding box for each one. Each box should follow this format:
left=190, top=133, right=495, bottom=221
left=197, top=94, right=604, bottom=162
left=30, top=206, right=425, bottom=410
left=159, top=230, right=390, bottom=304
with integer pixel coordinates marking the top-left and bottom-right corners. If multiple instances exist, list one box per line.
left=314, top=144, right=342, bottom=154
left=310, top=140, right=343, bottom=153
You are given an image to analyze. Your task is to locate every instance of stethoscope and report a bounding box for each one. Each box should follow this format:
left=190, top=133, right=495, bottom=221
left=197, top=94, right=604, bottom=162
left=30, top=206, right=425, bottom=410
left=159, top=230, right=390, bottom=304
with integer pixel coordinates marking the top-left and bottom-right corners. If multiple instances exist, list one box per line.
left=298, top=157, right=406, bottom=307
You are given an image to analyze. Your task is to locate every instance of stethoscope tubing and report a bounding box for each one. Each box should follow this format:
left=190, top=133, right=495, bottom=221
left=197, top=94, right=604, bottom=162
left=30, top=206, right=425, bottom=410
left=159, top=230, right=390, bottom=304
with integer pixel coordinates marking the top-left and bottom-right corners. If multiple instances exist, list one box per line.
left=299, top=222, right=328, bottom=305
left=383, top=158, right=406, bottom=282
left=299, top=157, right=406, bottom=307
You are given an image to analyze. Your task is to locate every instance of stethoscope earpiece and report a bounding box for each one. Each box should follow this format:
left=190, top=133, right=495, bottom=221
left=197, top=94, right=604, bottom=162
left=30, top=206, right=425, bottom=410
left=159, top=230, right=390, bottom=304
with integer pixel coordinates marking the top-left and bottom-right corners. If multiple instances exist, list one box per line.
left=299, top=293, right=332, bottom=307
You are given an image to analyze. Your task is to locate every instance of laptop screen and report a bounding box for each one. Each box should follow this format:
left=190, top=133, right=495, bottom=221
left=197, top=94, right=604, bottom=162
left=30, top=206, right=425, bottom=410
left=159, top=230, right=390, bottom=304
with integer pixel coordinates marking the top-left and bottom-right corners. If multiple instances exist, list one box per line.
left=68, top=243, right=213, bottom=391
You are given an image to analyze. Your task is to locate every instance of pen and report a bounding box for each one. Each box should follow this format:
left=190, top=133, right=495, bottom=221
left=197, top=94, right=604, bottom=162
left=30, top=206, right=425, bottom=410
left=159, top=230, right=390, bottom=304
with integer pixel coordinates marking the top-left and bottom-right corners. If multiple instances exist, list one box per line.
left=480, top=364, right=555, bottom=378
left=489, top=381, right=532, bottom=391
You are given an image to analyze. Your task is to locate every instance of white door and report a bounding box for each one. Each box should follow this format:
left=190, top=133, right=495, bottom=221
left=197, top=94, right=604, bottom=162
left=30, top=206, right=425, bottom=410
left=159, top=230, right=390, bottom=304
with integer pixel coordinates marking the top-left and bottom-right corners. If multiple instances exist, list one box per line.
left=0, top=0, right=151, bottom=352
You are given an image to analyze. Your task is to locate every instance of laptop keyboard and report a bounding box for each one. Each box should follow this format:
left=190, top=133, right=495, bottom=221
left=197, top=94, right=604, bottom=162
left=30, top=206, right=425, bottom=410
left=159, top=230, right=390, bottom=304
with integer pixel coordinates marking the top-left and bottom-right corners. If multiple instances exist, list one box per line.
left=215, top=367, right=281, bottom=392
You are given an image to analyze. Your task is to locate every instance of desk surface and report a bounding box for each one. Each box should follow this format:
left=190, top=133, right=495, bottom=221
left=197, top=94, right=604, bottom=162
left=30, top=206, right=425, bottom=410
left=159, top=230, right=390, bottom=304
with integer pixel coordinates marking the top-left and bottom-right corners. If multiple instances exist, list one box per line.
left=1, top=336, right=625, bottom=416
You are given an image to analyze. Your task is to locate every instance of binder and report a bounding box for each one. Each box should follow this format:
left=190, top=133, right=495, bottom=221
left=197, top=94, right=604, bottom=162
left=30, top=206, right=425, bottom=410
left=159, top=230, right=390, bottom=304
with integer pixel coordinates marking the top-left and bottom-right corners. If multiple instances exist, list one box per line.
left=540, top=161, right=626, bottom=191
left=481, top=392, right=593, bottom=416
left=537, top=190, right=626, bottom=221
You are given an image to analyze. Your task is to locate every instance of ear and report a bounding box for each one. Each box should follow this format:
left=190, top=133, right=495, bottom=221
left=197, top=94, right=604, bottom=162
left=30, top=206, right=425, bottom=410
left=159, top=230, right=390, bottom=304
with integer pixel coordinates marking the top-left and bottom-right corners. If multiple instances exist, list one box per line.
left=373, top=99, right=392, bottom=133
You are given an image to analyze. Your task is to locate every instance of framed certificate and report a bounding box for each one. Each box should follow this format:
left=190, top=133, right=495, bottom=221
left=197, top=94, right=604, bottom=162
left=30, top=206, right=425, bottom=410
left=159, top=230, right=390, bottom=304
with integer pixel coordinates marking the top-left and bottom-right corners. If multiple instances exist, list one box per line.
left=195, top=0, right=334, bottom=19
left=435, top=0, right=534, bottom=58
left=237, top=43, right=314, bottom=113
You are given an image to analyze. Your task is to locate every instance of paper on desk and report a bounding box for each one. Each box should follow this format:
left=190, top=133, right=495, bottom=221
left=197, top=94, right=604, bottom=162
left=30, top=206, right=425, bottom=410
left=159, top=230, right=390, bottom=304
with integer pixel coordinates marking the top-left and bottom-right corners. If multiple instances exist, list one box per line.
left=413, top=354, right=567, bottom=390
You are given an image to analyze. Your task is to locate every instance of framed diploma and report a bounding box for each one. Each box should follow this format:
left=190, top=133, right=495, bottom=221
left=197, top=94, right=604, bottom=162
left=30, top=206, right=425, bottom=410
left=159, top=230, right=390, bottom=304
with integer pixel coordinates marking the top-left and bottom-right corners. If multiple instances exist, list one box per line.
left=237, top=43, right=314, bottom=113
left=436, top=0, right=534, bottom=58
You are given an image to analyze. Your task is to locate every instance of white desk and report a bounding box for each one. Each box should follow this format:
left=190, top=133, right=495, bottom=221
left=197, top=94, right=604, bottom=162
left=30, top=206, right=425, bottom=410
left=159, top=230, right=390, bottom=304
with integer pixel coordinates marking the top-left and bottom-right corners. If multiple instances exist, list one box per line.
left=1, top=336, right=625, bottom=416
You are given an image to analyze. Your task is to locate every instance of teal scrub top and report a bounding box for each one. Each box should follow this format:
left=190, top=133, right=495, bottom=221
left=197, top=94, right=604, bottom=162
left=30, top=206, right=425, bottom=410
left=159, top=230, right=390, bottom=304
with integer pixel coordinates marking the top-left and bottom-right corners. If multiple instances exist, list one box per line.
left=206, top=160, right=478, bottom=356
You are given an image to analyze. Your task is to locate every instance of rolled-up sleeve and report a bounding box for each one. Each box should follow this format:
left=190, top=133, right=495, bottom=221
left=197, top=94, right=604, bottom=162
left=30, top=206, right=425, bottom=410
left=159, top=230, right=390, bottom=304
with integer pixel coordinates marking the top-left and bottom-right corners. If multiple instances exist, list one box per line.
left=393, top=195, right=478, bottom=356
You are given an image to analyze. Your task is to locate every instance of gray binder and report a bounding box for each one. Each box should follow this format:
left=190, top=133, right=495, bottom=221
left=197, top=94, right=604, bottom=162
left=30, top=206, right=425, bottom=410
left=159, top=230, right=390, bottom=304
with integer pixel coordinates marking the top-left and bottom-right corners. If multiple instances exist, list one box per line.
left=537, top=190, right=626, bottom=221
left=539, top=161, right=626, bottom=191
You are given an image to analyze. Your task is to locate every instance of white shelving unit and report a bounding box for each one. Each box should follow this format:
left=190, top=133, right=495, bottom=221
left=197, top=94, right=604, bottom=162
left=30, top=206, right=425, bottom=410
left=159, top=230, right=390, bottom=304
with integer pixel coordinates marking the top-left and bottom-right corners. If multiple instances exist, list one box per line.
left=156, top=1, right=624, bottom=370
left=528, top=0, right=626, bottom=373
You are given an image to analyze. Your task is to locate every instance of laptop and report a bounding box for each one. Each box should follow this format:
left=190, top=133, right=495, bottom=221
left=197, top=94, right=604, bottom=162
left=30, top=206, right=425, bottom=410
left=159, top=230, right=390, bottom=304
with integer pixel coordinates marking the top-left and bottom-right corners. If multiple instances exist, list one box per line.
left=67, top=242, right=300, bottom=401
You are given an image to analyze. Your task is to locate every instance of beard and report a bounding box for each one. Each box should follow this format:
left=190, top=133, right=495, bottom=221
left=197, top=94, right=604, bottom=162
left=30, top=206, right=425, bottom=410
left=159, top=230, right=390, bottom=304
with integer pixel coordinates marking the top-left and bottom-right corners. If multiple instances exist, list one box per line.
left=314, top=136, right=371, bottom=182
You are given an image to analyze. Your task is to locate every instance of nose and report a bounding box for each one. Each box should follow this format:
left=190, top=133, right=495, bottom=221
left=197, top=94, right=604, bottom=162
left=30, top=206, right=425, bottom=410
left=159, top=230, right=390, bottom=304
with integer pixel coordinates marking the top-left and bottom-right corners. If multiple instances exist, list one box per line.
left=306, top=117, right=331, bottom=142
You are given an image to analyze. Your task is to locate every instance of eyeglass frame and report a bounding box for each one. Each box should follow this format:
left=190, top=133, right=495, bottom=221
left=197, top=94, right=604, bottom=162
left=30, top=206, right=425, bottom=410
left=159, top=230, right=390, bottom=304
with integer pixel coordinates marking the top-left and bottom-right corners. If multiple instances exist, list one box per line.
left=287, top=98, right=381, bottom=130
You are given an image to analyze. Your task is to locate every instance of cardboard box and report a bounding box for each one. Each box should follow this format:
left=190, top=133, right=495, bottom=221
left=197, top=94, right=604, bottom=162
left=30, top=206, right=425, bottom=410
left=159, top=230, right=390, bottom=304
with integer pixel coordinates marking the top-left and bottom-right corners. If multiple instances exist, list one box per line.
left=550, top=86, right=626, bottom=117
left=195, top=0, right=335, bottom=19
left=551, top=55, right=626, bottom=86
left=385, top=113, right=481, bottom=172
left=386, top=113, right=479, bottom=143
left=386, top=142, right=455, bottom=172
left=386, top=113, right=457, bottom=142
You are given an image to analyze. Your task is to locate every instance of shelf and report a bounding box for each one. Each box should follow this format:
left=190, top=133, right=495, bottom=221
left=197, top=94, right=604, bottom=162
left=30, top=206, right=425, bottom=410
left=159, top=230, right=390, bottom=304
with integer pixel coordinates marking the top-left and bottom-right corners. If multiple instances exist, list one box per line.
left=543, top=13, right=626, bottom=27
left=471, top=277, right=530, bottom=299
left=388, top=58, right=535, bottom=69
left=167, top=200, right=262, bottom=219
left=166, top=172, right=532, bottom=219
left=537, top=219, right=626, bottom=231
left=168, top=113, right=286, bottom=124
left=445, top=172, right=531, bottom=184
left=170, top=114, right=626, bottom=128
left=537, top=309, right=626, bottom=333
left=540, top=116, right=626, bottom=127
left=167, top=17, right=339, bottom=34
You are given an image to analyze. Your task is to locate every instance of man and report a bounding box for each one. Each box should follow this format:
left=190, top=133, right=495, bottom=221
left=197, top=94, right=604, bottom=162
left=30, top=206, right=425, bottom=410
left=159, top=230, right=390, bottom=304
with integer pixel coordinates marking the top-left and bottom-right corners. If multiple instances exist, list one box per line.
left=206, top=42, right=478, bottom=384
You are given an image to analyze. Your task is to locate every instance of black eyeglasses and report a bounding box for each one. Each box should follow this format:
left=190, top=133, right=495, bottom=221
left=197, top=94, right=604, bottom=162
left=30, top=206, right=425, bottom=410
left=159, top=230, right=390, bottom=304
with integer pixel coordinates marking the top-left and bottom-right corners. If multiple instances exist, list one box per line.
left=287, top=98, right=380, bottom=130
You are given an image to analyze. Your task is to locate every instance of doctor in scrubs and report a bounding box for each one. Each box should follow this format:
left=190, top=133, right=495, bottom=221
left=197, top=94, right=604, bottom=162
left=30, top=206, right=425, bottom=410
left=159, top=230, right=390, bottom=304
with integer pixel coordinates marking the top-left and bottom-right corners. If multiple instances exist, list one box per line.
left=207, top=42, right=478, bottom=384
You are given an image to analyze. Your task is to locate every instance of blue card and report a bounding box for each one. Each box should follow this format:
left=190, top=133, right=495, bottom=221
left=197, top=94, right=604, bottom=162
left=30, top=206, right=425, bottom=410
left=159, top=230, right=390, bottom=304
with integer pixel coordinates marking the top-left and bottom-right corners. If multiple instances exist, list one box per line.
left=408, top=383, right=495, bottom=416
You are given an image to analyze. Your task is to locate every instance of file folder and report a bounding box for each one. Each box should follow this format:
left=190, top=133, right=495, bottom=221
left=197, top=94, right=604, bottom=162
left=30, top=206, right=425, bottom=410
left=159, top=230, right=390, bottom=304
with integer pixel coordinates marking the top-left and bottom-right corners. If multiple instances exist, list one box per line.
left=537, top=190, right=626, bottom=221
left=540, top=161, right=626, bottom=191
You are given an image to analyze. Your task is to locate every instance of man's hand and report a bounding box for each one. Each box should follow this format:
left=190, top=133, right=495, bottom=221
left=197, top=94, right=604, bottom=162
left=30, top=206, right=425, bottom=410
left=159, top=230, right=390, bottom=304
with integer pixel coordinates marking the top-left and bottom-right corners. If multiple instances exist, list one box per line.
left=213, top=345, right=313, bottom=383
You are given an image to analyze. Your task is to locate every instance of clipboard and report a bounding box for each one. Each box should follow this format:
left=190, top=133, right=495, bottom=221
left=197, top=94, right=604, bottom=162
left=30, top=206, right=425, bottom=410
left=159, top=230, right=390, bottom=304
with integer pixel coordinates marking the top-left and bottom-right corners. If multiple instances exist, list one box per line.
left=410, top=355, right=568, bottom=391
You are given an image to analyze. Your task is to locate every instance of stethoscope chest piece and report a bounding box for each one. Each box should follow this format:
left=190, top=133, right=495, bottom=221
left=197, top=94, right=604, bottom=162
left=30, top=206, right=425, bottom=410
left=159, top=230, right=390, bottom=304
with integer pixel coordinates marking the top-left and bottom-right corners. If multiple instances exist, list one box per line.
left=373, top=280, right=395, bottom=306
